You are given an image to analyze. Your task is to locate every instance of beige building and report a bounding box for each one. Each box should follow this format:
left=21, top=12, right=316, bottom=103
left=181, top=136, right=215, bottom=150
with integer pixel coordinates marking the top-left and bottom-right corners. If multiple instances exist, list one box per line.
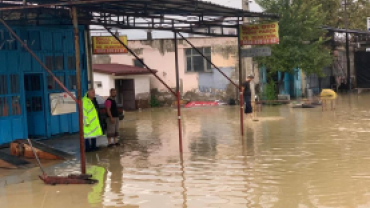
left=108, top=37, right=256, bottom=101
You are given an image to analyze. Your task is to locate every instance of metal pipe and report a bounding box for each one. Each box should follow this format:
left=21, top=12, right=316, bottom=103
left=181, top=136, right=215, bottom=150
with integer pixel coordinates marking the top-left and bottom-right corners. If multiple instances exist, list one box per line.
left=177, top=32, right=239, bottom=88
left=27, top=139, right=46, bottom=176
left=72, top=6, right=86, bottom=174
left=237, top=25, right=244, bottom=136
left=0, top=18, right=77, bottom=102
left=105, top=27, right=177, bottom=96
left=174, top=32, right=183, bottom=153
left=85, top=27, right=94, bottom=88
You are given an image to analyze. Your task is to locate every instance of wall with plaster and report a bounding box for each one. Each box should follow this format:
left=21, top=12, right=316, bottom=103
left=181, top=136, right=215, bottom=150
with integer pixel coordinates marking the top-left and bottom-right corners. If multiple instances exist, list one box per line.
left=110, top=37, right=239, bottom=94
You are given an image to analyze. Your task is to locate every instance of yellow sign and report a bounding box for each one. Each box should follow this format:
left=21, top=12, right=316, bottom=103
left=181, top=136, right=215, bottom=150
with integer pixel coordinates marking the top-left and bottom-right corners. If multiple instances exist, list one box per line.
left=92, top=36, right=128, bottom=54
left=239, top=22, right=279, bottom=46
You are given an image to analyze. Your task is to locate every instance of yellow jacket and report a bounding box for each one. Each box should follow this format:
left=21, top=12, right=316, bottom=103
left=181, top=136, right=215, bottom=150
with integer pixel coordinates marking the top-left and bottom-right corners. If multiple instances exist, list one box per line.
left=82, top=94, right=103, bottom=139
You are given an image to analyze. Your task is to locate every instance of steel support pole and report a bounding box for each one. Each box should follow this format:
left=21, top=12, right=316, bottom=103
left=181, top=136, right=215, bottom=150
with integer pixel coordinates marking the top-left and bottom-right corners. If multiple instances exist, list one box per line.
left=174, top=32, right=183, bottom=153
left=238, top=25, right=244, bottom=136
left=72, top=6, right=86, bottom=174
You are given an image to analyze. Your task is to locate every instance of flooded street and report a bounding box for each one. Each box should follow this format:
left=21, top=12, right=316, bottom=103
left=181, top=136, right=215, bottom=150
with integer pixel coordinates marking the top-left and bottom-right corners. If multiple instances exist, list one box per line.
left=2, top=94, right=370, bottom=208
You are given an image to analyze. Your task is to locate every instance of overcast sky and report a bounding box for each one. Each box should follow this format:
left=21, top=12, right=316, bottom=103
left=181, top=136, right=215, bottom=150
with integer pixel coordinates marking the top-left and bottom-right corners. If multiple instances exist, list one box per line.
left=91, top=0, right=263, bottom=40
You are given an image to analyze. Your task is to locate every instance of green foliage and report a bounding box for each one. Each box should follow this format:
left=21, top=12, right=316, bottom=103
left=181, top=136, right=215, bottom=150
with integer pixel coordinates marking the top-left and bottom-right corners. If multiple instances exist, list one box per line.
left=310, top=0, right=370, bottom=30
left=263, top=81, right=277, bottom=101
left=255, top=0, right=333, bottom=76
left=150, top=95, right=160, bottom=108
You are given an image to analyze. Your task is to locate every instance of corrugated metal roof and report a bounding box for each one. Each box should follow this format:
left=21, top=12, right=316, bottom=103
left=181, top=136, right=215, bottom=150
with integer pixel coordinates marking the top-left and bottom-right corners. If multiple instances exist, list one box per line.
left=1, top=0, right=278, bottom=18
left=93, top=64, right=157, bottom=76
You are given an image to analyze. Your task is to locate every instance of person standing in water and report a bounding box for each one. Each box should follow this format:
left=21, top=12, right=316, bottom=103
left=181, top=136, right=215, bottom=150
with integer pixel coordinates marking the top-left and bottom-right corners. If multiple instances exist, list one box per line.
left=83, top=88, right=103, bottom=152
left=105, top=88, right=120, bottom=147
left=242, top=75, right=254, bottom=119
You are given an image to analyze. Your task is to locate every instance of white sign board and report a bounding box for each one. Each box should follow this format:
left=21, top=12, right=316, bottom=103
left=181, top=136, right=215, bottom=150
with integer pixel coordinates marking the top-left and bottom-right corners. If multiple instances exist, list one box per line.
left=241, top=47, right=271, bottom=57
left=368, top=17, right=370, bottom=32
left=367, top=48, right=370, bottom=52
left=50, top=92, right=76, bottom=115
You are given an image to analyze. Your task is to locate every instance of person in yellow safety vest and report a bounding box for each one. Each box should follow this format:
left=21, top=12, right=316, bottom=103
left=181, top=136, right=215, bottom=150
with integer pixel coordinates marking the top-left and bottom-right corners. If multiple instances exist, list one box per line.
left=83, top=88, right=103, bottom=152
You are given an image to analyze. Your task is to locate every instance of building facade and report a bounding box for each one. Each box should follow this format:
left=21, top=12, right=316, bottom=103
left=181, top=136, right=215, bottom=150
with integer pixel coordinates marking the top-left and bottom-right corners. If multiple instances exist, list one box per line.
left=93, top=64, right=153, bottom=110
left=108, top=37, right=252, bottom=101
left=0, top=25, right=88, bottom=145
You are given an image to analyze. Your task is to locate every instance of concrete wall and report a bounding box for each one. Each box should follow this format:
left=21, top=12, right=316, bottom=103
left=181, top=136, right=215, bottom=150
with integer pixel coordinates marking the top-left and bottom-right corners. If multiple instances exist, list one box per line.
left=110, top=37, right=239, bottom=94
left=94, top=72, right=115, bottom=97
left=198, top=67, right=235, bottom=92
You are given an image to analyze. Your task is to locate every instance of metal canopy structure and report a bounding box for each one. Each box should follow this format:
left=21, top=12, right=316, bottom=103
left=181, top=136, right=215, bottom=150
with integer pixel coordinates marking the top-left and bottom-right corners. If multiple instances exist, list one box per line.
left=322, top=26, right=370, bottom=44
left=0, top=0, right=278, bottom=37
left=0, top=0, right=279, bottom=175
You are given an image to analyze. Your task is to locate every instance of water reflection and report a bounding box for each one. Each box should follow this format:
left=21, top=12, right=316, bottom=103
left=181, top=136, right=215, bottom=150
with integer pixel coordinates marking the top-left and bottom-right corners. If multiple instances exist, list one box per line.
left=2, top=95, right=370, bottom=207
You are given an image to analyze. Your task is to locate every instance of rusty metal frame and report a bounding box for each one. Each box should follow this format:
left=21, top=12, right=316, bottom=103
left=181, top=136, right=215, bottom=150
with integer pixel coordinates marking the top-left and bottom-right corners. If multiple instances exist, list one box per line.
left=0, top=0, right=278, bottom=37
left=0, top=0, right=279, bottom=171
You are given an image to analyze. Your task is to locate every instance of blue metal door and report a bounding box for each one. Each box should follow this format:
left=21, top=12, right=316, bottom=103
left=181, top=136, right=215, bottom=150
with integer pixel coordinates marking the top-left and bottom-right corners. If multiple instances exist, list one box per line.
left=24, top=74, right=47, bottom=137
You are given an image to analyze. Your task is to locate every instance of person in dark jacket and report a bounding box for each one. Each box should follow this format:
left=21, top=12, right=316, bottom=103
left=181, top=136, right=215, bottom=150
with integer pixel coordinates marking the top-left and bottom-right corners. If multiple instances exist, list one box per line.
left=105, top=88, right=120, bottom=147
left=242, top=75, right=254, bottom=119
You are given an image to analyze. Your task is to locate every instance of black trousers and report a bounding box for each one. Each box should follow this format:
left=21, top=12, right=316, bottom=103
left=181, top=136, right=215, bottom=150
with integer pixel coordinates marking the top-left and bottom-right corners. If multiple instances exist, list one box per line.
left=244, top=96, right=253, bottom=114
left=85, top=138, right=97, bottom=152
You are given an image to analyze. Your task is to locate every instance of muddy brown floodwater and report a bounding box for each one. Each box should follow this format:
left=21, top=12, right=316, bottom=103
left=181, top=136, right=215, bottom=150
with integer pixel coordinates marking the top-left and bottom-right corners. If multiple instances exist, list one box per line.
left=2, top=94, right=370, bottom=208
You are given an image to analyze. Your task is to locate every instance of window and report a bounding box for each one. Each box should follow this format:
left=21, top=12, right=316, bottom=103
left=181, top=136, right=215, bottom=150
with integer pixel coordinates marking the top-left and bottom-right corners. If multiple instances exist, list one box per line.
left=228, top=29, right=237, bottom=35
left=94, top=81, right=103, bottom=88
left=10, top=75, right=19, bottom=94
left=0, top=75, right=7, bottom=95
left=68, top=75, right=77, bottom=90
left=185, top=47, right=212, bottom=72
left=47, top=74, right=65, bottom=91
left=55, top=56, right=64, bottom=70
left=11, top=96, right=21, bottom=115
left=133, top=59, right=144, bottom=68
left=67, top=56, right=76, bottom=70
left=0, top=31, right=17, bottom=50
left=0, top=74, right=21, bottom=117
left=32, top=96, right=43, bottom=112
left=28, top=31, right=41, bottom=50
left=0, top=97, right=9, bottom=117
left=45, top=56, right=54, bottom=70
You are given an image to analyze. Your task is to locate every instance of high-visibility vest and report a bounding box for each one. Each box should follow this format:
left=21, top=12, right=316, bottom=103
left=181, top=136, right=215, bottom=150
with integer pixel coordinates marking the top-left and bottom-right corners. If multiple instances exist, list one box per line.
left=82, top=95, right=102, bottom=139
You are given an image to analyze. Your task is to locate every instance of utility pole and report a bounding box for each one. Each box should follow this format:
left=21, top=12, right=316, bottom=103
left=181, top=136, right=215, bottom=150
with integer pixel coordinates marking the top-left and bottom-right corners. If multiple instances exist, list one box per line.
left=344, top=0, right=351, bottom=91
left=241, top=0, right=252, bottom=81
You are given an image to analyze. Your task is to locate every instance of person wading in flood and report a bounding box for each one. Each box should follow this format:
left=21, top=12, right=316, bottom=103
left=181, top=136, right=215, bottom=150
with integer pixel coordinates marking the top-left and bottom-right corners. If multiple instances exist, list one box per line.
left=105, top=88, right=120, bottom=147
left=242, top=75, right=255, bottom=120
left=83, top=88, right=103, bottom=152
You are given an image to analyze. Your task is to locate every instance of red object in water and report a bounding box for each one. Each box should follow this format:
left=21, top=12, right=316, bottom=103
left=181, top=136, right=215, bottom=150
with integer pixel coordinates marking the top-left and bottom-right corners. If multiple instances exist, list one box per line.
left=184, top=101, right=219, bottom=108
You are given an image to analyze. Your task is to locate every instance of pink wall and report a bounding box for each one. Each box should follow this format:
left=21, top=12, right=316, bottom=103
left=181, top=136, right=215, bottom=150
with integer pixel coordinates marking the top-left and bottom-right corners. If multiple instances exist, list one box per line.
left=110, top=37, right=237, bottom=93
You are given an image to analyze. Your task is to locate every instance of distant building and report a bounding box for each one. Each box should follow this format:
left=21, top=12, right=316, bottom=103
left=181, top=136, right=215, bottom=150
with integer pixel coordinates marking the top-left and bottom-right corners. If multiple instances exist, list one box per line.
left=93, top=64, right=155, bottom=110
left=106, top=37, right=257, bottom=101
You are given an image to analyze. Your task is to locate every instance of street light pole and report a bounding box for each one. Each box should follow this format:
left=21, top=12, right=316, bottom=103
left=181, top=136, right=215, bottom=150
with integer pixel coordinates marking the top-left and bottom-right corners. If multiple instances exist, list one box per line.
left=344, top=0, right=351, bottom=91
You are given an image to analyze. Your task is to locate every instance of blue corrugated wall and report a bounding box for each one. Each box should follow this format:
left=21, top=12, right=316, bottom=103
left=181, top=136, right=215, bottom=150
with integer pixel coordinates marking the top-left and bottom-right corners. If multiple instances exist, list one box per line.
left=0, top=25, right=88, bottom=145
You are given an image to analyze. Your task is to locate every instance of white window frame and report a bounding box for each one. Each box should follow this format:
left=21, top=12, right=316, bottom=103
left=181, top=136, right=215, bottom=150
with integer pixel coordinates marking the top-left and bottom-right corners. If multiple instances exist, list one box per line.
left=185, top=47, right=212, bottom=73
